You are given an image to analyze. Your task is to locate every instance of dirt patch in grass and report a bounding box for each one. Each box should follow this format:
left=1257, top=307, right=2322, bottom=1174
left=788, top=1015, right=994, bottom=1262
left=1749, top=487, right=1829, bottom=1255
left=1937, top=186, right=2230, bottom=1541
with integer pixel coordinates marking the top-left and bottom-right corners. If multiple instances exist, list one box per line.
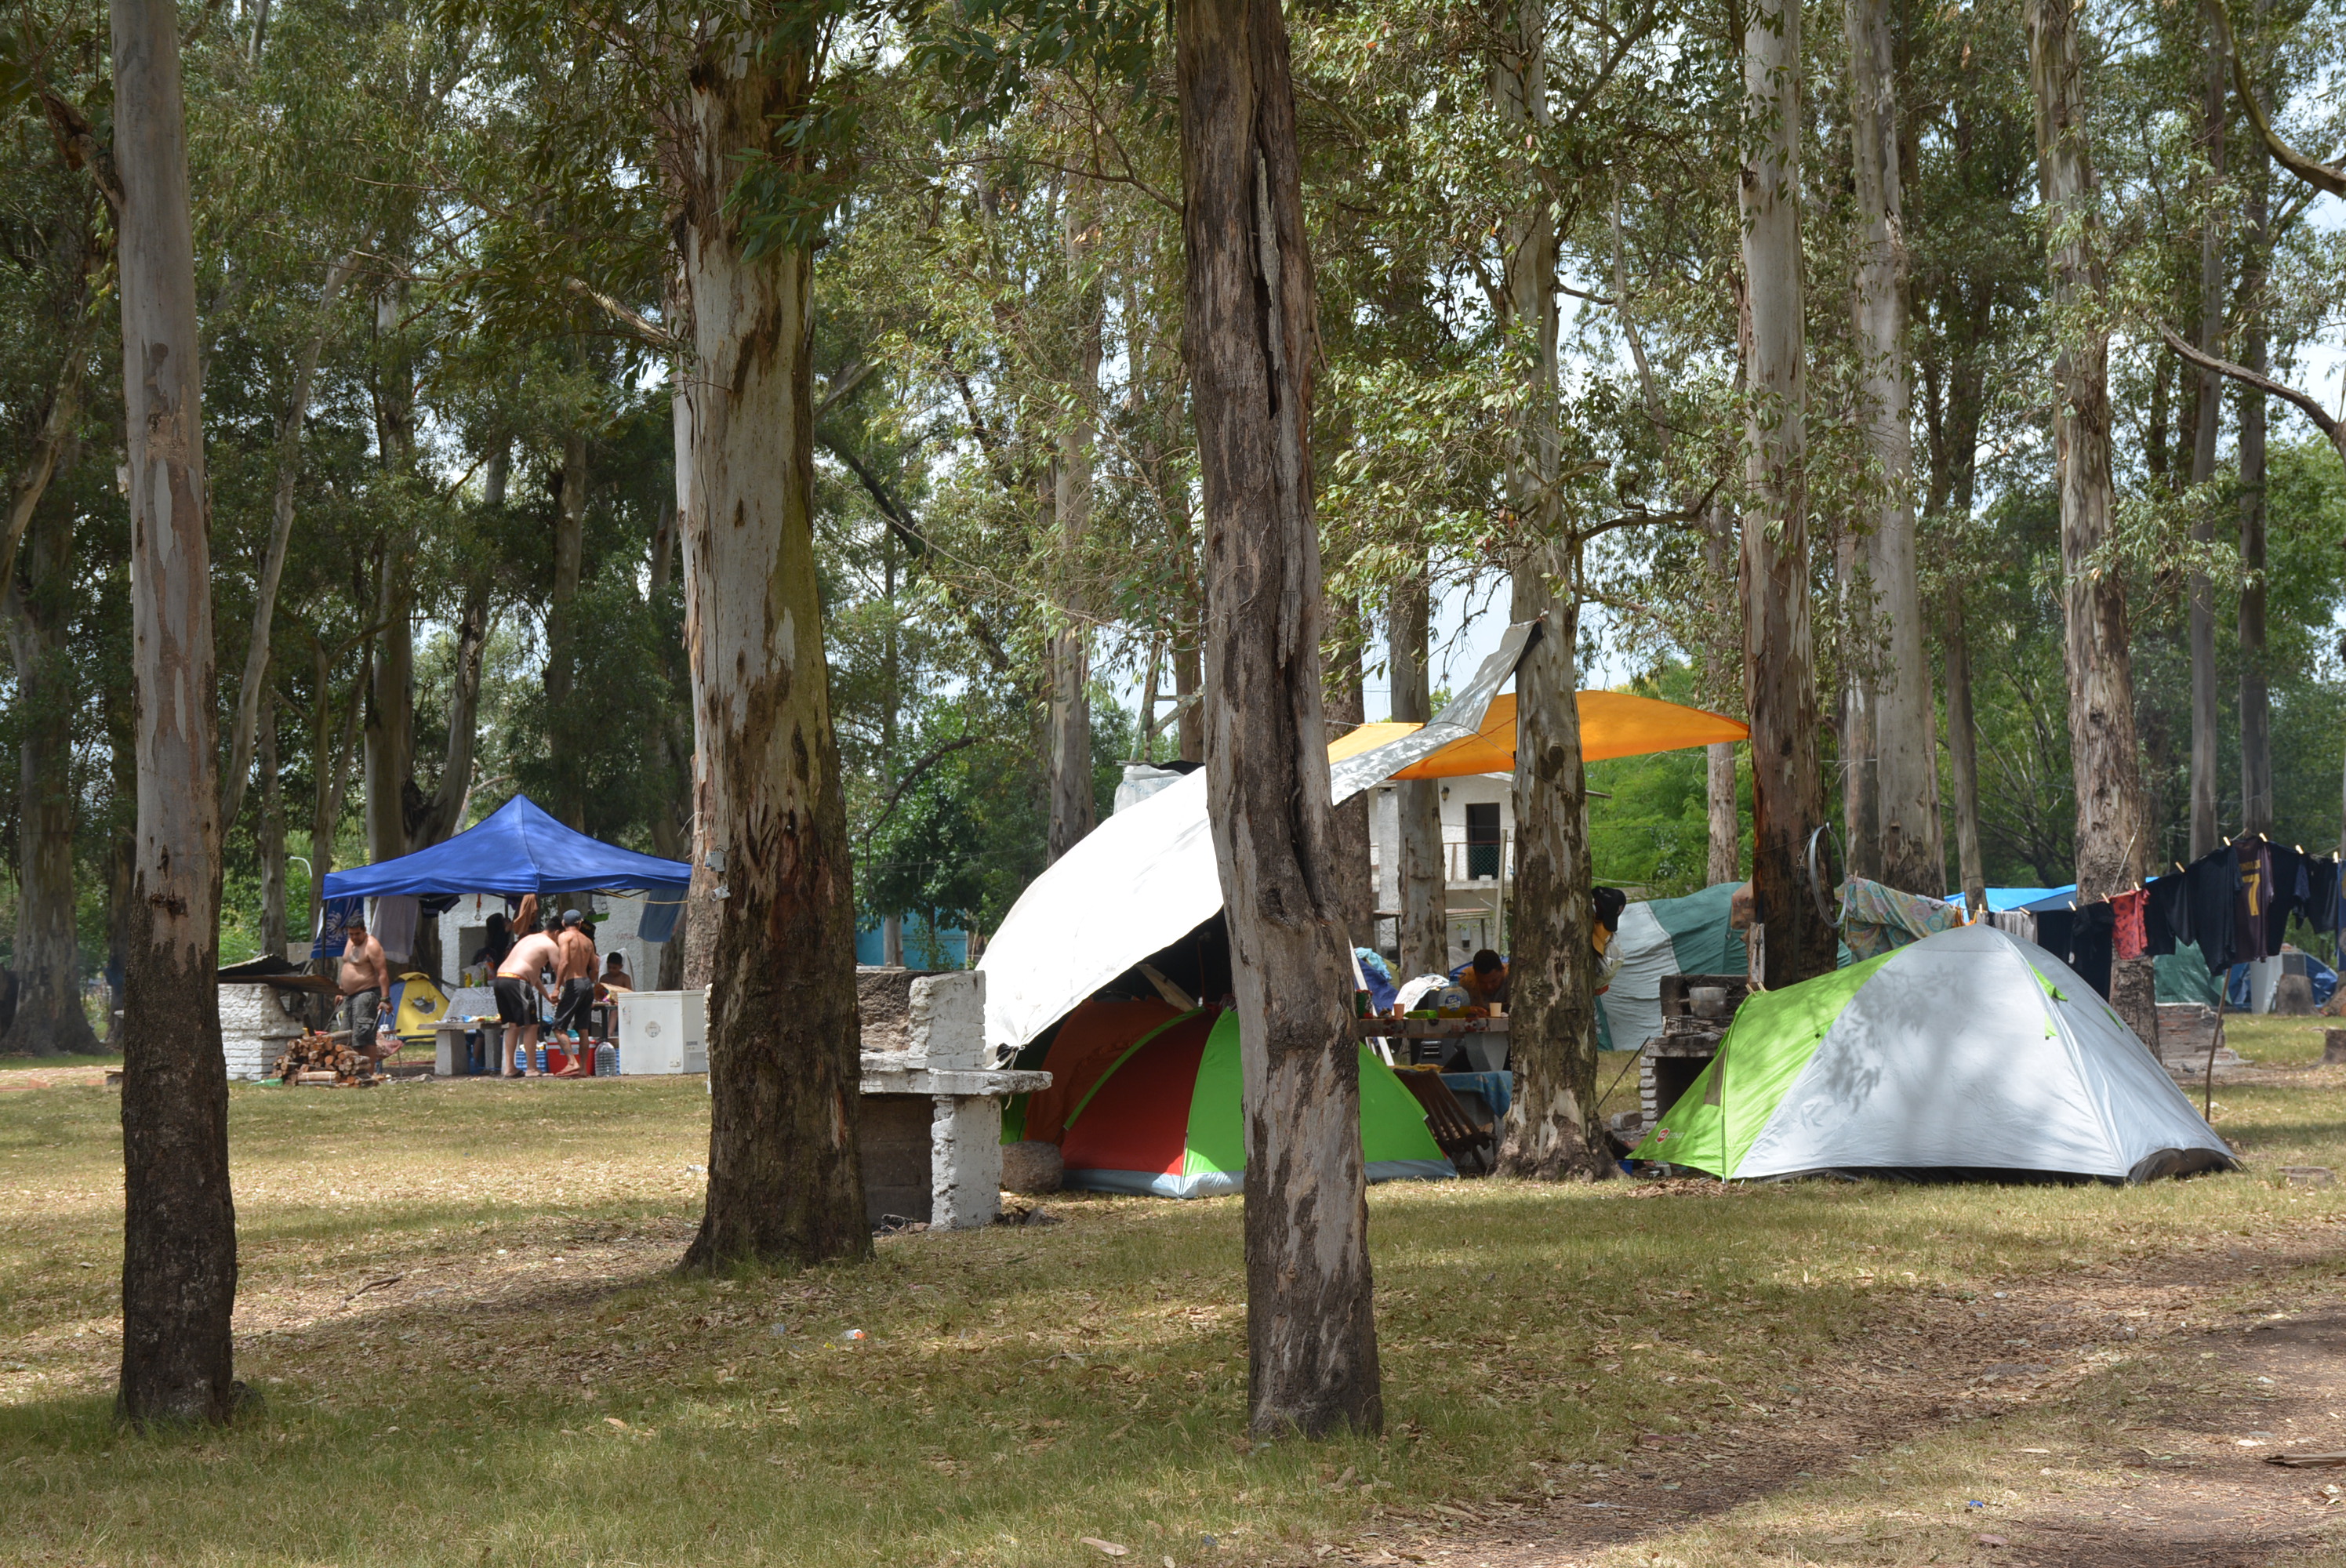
left=1348, top=1210, right=2346, bottom=1568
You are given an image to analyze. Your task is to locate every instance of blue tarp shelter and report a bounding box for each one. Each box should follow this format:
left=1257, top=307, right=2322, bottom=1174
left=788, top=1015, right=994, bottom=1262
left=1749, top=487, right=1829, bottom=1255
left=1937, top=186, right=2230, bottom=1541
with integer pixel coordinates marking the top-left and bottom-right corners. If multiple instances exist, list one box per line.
left=316, top=796, right=689, bottom=955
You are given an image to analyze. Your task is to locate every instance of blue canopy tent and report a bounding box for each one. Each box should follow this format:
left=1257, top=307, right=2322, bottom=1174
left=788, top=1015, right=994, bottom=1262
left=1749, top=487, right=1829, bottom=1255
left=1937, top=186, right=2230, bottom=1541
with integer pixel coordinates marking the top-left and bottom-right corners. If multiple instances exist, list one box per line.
left=314, top=796, right=690, bottom=956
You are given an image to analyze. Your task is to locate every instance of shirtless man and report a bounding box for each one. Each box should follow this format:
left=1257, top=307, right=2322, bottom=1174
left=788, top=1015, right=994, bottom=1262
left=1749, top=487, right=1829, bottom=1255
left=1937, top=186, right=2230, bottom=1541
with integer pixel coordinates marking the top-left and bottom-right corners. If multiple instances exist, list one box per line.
left=494, top=924, right=563, bottom=1078
left=552, top=910, right=598, bottom=1038
left=337, top=914, right=393, bottom=1069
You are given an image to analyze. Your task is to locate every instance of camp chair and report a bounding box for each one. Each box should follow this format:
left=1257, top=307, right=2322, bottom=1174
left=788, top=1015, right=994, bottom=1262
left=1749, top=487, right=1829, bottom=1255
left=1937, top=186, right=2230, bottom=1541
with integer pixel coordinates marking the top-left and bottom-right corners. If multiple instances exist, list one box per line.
left=1394, top=1066, right=1493, bottom=1173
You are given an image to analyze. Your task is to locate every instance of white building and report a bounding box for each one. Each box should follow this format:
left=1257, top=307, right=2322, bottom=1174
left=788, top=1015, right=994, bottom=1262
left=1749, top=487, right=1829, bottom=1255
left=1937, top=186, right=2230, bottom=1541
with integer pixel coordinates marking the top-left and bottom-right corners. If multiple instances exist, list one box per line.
left=1366, top=774, right=1515, bottom=966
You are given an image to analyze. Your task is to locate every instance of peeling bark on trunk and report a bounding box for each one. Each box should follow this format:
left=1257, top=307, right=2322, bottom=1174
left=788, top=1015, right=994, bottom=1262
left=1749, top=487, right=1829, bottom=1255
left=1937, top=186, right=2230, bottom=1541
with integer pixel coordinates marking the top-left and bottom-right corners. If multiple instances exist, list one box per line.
left=2028, top=0, right=2155, bottom=1044
left=1324, top=595, right=1375, bottom=946
left=1178, top=0, right=1379, bottom=1437
left=1174, top=628, right=1205, bottom=764
left=1491, top=0, right=1606, bottom=1180
left=1389, top=572, right=1444, bottom=976
left=1498, top=579, right=1607, bottom=1178
left=2188, top=1, right=2225, bottom=862
left=1739, top=0, right=1835, bottom=987
left=549, top=429, right=588, bottom=830
left=1846, top=0, right=1941, bottom=895
left=111, top=0, right=236, bottom=1424
left=675, top=24, right=866, bottom=1272
left=4, top=485, right=99, bottom=1056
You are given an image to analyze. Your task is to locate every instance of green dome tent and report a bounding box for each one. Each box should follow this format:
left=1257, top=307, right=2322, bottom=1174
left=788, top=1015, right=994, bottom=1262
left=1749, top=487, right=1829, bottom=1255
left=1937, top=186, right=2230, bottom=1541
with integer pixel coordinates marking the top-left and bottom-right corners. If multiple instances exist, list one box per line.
left=1633, top=924, right=2235, bottom=1184
left=1059, top=1009, right=1454, bottom=1197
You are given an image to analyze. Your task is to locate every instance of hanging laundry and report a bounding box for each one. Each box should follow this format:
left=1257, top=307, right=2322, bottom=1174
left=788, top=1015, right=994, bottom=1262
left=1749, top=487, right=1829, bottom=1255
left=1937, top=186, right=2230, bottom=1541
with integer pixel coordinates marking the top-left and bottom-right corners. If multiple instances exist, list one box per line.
left=2068, top=901, right=2115, bottom=999
left=1837, top=877, right=1967, bottom=960
left=2184, top=847, right=2239, bottom=969
left=2144, top=873, right=2189, bottom=957
left=2235, top=839, right=2275, bottom=962
left=2111, top=888, right=2148, bottom=961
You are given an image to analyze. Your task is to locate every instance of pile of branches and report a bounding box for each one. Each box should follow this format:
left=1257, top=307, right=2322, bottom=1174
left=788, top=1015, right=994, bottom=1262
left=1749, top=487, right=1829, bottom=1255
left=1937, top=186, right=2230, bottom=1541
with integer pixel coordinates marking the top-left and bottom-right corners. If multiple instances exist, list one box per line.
left=273, top=1031, right=376, bottom=1085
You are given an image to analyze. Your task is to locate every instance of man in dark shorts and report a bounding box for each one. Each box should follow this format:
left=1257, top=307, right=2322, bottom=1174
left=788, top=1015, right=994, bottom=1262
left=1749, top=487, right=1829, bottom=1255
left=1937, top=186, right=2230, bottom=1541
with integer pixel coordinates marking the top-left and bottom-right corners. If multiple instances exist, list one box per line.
left=552, top=909, right=597, bottom=1037
left=494, top=925, right=562, bottom=1077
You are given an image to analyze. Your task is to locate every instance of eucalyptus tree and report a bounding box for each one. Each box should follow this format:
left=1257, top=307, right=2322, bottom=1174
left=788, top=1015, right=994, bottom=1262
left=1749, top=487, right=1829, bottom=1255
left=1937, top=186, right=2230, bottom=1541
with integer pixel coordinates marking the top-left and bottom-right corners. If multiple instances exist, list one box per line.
left=111, top=0, right=238, bottom=1424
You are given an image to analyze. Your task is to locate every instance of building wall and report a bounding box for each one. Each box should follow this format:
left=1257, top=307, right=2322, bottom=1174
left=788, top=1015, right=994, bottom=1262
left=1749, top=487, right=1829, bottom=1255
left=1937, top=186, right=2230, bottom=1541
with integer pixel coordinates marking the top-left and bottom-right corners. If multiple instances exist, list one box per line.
left=1365, top=774, right=1516, bottom=971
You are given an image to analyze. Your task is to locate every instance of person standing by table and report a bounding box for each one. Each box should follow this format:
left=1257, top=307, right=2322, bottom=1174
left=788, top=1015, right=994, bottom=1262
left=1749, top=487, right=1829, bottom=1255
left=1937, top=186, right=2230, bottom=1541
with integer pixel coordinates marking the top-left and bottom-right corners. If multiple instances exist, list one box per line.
left=552, top=909, right=597, bottom=1037
left=338, top=912, right=394, bottom=1068
left=494, top=924, right=562, bottom=1077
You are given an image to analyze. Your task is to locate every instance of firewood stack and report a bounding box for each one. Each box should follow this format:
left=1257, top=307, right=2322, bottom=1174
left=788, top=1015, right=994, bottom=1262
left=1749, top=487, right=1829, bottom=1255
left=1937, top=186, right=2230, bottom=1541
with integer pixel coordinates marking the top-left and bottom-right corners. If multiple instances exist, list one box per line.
left=272, top=1030, right=376, bottom=1085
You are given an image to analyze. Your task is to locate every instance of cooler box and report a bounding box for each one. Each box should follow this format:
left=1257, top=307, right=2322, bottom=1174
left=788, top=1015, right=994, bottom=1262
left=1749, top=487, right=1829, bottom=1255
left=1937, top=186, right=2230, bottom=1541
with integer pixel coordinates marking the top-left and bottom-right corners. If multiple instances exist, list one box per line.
left=614, top=989, right=708, bottom=1074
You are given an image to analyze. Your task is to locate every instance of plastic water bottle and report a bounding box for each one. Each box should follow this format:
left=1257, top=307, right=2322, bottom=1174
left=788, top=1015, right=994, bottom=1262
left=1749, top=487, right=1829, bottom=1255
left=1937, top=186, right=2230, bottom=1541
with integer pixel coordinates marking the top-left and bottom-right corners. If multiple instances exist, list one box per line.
left=596, top=1042, right=618, bottom=1078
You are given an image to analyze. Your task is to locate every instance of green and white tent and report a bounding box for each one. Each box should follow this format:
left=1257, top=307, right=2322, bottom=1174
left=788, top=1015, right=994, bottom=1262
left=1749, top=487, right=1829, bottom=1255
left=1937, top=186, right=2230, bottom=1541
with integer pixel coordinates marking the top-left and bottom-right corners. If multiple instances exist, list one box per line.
left=1632, top=924, right=2235, bottom=1184
left=1598, top=880, right=1748, bottom=1052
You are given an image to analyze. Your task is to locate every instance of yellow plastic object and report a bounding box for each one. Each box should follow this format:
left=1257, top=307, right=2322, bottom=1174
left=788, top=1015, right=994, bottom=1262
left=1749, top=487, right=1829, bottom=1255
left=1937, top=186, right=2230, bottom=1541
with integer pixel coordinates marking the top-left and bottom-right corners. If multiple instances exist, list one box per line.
left=1349, top=691, right=1749, bottom=780
left=390, top=971, right=452, bottom=1043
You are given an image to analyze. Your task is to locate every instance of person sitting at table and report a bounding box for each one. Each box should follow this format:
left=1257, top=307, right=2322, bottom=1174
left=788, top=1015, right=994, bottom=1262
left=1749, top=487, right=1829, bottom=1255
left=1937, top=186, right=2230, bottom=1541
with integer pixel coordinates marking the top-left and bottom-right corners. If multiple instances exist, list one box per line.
left=1459, top=949, right=1510, bottom=1010
left=553, top=910, right=598, bottom=1038
left=494, top=924, right=562, bottom=1077
left=600, top=951, right=634, bottom=994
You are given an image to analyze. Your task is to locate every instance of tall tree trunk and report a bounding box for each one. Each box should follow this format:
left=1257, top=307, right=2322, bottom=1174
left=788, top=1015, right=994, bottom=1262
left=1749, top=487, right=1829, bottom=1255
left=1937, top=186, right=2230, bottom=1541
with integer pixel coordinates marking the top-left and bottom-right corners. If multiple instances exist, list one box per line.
left=675, top=22, right=867, bottom=1272
left=1739, top=0, right=1834, bottom=987
left=259, top=686, right=287, bottom=960
left=308, top=637, right=369, bottom=941
left=2028, top=0, right=2155, bottom=1040
left=111, top=0, right=236, bottom=1423
left=362, top=557, right=413, bottom=865
left=220, top=251, right=357, bottom=829
left=1703, top=504, right=1741, bottom=885
left=548, top=428, right=587, bottom=829
left=1847, top=0, right=1941, bottom=894
left=1178, top=0, right=1379, bottom=1436
left=1324, top=594, right=1375, bottom=946
left=1943, top=585, right=1988, bottom=913
left=3, top=485, right=100, bottom=1055
left=1707, top=744, right=1741, bottom=883
left=409, top=583, right=489, bottom=847
left=2188, top=0, right=2227, bottom=861
left=1837, top=534, right=1879, bottom=884
left=1173, top=626, right=1205, bottom=764
left=1389, top=572, right=1445, bottom=975
left=2237, top=60, right=2272, bottom=840
left=1491, top=0, right=1606, bottom=1180
left=1047, top=186, right=1102, bottom=864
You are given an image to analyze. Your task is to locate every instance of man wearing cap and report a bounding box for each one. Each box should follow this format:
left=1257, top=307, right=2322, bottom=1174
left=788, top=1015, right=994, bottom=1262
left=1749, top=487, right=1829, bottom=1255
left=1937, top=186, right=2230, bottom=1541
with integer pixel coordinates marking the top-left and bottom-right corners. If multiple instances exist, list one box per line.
left=552, top=909, right=598, bottom=1040
left=337, top=912, right=392, bottom=1068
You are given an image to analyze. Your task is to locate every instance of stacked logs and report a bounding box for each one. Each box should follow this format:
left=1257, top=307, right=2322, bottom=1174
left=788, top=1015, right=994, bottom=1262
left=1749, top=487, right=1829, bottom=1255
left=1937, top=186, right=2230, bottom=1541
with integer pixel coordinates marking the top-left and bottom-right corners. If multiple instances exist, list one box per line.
left=273, top=1030, right=376, bottom=1086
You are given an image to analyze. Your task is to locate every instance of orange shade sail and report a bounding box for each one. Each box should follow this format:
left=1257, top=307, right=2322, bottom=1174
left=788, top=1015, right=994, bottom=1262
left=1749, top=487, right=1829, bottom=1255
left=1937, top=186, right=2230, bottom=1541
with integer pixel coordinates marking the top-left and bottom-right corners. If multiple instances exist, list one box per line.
left=1337, top=691, right=1748, bottom=780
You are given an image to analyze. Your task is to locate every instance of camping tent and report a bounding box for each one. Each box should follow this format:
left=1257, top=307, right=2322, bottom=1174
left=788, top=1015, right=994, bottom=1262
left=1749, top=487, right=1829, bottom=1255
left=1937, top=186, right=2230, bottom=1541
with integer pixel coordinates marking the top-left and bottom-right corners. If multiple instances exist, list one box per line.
left=975, top=620, right=1752, bottom=1056
left=1055, top=1008, right=1454, bottom=1196
left=317, top=796, right=690, bottom=953
left=1597, top=881, right=1748, bottom=1052
left=1631, top=924, right=2235, bottom=1183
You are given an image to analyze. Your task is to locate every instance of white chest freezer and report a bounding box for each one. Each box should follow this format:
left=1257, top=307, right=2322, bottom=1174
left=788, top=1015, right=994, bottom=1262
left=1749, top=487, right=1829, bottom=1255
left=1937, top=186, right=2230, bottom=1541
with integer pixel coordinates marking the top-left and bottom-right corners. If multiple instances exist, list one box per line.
left=612, top=989, right=708, bottom=1074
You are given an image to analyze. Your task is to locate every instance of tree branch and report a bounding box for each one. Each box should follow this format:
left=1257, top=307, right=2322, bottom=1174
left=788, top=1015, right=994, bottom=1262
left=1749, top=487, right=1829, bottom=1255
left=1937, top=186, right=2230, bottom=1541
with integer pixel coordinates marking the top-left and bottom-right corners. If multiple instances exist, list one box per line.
left=859, top=735, right=986, bottom=844
left=2155, top=321, right=2346, bottom=462
left=2215, top=0, right=2346, bottom=198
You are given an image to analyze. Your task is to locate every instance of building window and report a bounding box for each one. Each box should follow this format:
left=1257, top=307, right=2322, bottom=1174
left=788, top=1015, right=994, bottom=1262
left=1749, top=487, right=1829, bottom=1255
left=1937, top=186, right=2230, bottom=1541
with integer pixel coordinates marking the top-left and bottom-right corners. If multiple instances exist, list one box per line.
left=1465, top=803, right=1501, bottom=880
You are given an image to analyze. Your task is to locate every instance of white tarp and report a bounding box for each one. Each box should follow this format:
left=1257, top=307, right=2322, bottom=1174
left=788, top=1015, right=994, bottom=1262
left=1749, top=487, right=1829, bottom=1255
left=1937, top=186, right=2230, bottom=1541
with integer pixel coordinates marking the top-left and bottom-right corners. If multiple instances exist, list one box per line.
left=978, top=621, right=1542, bottom=1055
left=1597, top=901, right=1678, bottom=1051
left=1735, top=924, right=2235, bottom=1183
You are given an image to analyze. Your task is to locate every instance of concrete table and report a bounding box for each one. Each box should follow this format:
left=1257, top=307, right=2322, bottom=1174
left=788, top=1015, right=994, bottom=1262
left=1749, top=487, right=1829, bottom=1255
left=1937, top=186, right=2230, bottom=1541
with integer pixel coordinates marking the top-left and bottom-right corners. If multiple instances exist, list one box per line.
left=857, top=971, right=1048, bottom=1231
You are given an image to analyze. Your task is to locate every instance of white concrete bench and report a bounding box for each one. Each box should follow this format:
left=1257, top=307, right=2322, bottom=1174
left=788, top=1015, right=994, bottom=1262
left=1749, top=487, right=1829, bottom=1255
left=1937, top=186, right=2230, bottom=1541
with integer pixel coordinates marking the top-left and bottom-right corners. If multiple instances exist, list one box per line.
left=859, top=971, right=1048, bottom=1231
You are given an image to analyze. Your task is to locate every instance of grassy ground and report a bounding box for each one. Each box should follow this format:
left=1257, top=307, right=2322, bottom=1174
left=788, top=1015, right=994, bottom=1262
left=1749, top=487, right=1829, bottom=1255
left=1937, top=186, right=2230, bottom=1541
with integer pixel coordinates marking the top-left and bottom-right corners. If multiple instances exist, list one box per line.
left=3, top=1056, right=2345, bottom=1566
